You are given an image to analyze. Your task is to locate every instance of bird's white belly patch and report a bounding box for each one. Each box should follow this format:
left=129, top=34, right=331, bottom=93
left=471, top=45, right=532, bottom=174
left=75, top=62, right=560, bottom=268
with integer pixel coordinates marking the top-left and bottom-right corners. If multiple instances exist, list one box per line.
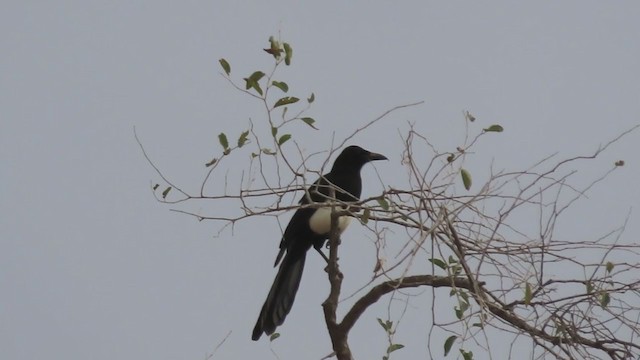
left=309, top=207, right=352, bottom=235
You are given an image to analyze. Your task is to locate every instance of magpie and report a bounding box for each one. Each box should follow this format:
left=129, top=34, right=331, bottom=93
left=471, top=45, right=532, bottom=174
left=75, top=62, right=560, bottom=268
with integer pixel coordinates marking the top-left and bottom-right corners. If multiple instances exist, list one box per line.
left=252, top=145, right=387, bottom=341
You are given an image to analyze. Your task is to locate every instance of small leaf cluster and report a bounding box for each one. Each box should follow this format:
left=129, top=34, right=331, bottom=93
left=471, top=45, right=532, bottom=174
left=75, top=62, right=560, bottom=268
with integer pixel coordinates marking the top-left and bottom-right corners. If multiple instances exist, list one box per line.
left=443, top=335, right=474, bottom=359
left=215, top=37, right=319, bottom=162
left=151, top=183, right=172, bottom=200
left=204, top=129, right=252, bottom=168
left=377, top=318, right=404, bottom=360
left=429, top=255, right=462, bottom=276
left=586, top=260, right=616, bottom=309
left=447, top=111, right=504, bottom=191
left=450, top=288, right=470, bottom=321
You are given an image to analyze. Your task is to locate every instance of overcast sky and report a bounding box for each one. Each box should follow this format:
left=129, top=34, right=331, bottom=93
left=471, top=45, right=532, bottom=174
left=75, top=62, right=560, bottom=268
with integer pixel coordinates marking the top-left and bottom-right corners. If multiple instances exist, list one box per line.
left=2, top=2, right=640, bottom=359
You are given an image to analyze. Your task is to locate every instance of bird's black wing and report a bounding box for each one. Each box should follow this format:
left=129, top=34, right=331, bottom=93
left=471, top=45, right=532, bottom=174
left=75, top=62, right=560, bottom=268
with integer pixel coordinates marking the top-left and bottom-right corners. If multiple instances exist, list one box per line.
left=251, top=241, right=307, bottom=340
left=273, top=176, right=331, bottom=266
left=252, top=176, right=330, bottom=340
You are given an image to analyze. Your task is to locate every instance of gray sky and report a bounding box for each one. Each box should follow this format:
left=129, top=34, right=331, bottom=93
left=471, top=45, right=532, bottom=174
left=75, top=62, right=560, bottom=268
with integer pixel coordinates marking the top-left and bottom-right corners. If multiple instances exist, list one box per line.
left=2, top=2, right=639, bottom=359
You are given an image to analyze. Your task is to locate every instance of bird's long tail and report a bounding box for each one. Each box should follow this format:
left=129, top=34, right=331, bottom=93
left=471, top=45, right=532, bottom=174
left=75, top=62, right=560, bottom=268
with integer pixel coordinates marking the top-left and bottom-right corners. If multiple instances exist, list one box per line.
left=252, top=249, right=307, bottom=340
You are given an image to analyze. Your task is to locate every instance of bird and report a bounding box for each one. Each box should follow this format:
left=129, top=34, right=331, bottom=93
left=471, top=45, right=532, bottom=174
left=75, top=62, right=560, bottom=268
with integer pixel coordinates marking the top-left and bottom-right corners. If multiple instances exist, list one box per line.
left=252, top=145, right=387, bottom=341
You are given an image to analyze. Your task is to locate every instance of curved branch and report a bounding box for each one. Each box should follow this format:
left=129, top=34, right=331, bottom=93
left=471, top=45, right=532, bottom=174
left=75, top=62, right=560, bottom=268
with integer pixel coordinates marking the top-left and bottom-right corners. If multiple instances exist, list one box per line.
left=340, top=275, right=478, bottom=334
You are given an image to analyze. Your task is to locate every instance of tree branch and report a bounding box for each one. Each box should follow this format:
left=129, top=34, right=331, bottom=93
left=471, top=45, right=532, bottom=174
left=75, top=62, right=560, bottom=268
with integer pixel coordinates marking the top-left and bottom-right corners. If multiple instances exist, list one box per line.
left=322, top=187, right=353, bottom=360
left=340, top=275, right=479, bottom=333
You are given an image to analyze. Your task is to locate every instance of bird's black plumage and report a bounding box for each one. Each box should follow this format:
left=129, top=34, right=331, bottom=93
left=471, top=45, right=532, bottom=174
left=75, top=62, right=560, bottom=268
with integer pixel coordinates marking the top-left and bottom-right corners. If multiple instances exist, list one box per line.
left=252, top=145, right=387, bottom=341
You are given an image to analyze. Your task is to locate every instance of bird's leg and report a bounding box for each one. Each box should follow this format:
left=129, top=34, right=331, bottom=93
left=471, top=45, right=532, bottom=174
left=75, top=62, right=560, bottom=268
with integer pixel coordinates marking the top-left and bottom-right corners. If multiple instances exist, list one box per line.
left=325, top=238, right=342, bottom=247
left=319, top=237, right=342, bottom=272
left=314, top=237, right=341, bottom=267
left=314, top=246, right=330, bottom=264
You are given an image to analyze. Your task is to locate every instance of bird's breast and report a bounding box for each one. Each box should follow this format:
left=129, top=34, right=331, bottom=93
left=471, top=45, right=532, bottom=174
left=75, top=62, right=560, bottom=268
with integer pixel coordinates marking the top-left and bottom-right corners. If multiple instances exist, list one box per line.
left=308, top=207, right=353, bottom=236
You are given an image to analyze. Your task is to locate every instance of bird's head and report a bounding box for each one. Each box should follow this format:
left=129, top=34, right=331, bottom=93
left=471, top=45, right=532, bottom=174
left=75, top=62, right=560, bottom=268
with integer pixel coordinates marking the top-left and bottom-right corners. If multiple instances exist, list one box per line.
left=331, top=145, right=388, bottom=172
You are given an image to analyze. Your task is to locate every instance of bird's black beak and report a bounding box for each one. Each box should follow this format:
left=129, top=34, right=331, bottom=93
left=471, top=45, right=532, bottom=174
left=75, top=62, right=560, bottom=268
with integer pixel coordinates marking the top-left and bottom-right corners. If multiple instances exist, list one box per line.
left=368, top=152, right=388, bottom=161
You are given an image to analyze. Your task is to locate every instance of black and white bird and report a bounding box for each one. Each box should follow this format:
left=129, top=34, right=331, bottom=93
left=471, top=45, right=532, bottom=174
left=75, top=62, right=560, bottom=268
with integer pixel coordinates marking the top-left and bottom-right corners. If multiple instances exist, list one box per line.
left=252, top=145, right=387, bottom=341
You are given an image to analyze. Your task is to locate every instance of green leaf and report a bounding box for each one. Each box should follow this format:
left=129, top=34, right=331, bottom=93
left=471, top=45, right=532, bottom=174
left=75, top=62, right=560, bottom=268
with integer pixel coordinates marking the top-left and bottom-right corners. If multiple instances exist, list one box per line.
left=429, top=258, right=447, bottom=270
left=361, top=208, right=370, bottom=224
left=605, top=261, right=614, bottom=273
left=387, top=344, right=404, bottom=353
left=218, top=58, right=231, bottom=75
left=252, top=82, right=264, bottom=96
left=237, top=131, right=249, bottom=148
left=243, top=71, right=265, bottom=95
left=459, top=300, right=469, bottom=312
left=278, top=134, right=291, bottom=146
left=461, top=168, right=472, bottom=190
left=377, top=197, right=389, bottom=211
left=272, top=81, right=289, bottom=93
left=460, top=349, right=473, bottom=360
left=377, top=318, right=392, bottom=332
left=452, top=265, right=462, bottom=275
left=524, top=282, right=532, bottom=306
left=262, top=148, right=276, bottom=155
left=269, top=332, right=280, bottom=341
left=444, top=335, right=457, bottom=356
left=600, top=292, right=610, bottom=308
left=585, top=281, right=594, bottom=293
left=455, top=302, right=469, bottom=319
left=455, top=307, right=463, bottom=320
left=448, top=255, right=458, bottom=264
left=307, top=92, right=315, bottom=103
left=283, top=42, right=292, bottom=65
left=248, top=71, right=265, bottom=82
left=218, top=133, right=229, bottom=151
left=205, top=158, right=217, bottom=167
left=152, top=184, right=159, bottom=190
left=243, top=77, right=264, bottom=96
left=301, top=117, right=318, bottom=129
left=243, top=78, right=254, bottom=90
left=274, top=96, right=299, bottom=108
left=483, top=124, right=504, bottom=133
left=161, top=186, right=171, bottom=199
left=253, top=82, right=263, bottom=96
left=271, top=126, right=278, bottom=137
